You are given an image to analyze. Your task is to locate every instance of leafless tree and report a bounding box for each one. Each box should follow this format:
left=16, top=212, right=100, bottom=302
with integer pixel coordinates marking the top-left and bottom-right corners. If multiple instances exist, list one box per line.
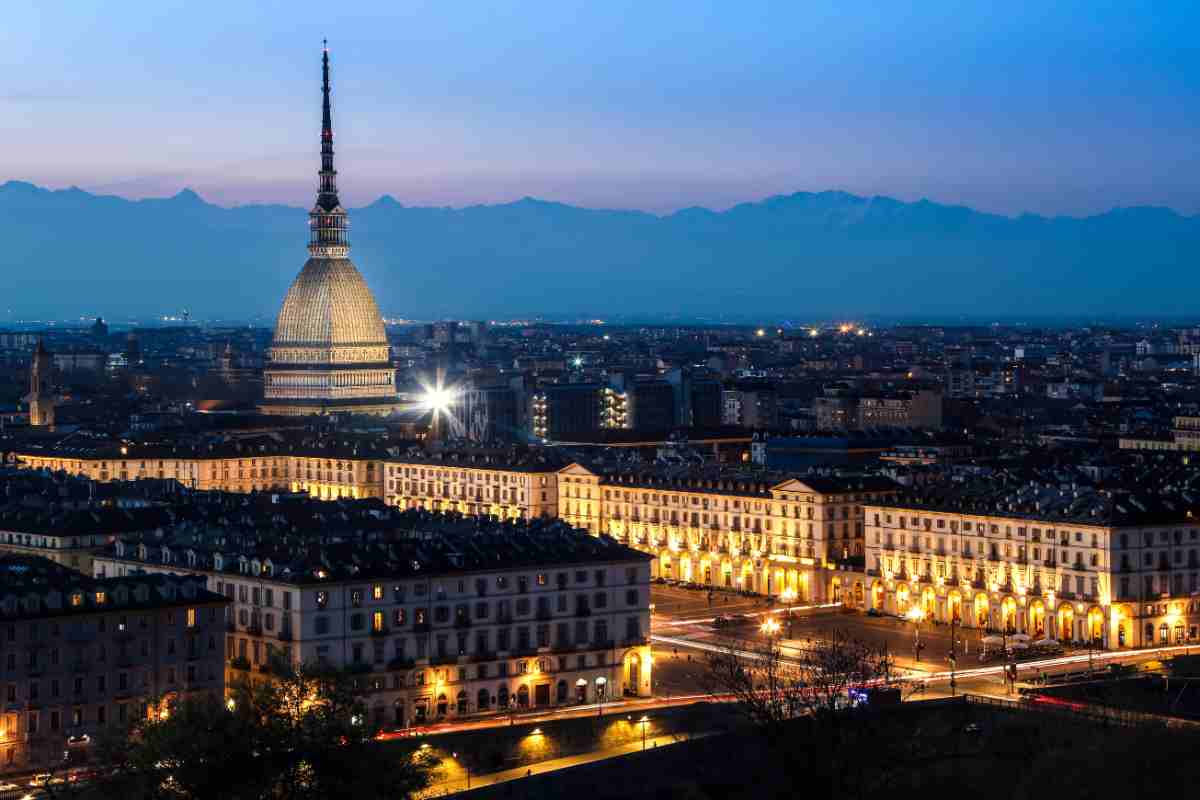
left=704, top=627, right=899, bottom=797
left=704, top=627, right=895, bottom=734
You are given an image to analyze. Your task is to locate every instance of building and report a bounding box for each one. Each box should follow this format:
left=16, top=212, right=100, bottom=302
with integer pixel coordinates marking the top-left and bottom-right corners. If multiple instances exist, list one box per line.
left=530, top=385, right=600, bottom=441
left=1120, top=416, right=1200, bottom=452
left=721, top=384, right=779, bottom=429
left=814, top=387, right=942, bottom=431
left=13, top=434, right=388, bottom=501
left=457, top=385, right=521, bottom=443
left=860, top=479, right=1200, bottom=650
left=384, top=447, right=565, bottom=520
left=855, top=389, right=942, bottom=429
left=27, top=340, right=54, bottom=428
left=0, top=555, right=227, bottom=774
left=92, top=505, right=652, bottom=729
left=559, top=463, right=897, bottom=602
left=260, top=47, right=397, bottom=417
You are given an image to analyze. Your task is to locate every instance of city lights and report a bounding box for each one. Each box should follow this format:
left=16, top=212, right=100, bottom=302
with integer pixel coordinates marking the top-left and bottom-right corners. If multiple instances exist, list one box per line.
left=760, top=618, right=781, bottom=636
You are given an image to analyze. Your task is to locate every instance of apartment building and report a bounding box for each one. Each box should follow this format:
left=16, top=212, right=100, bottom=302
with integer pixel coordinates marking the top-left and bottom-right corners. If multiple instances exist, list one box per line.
left=0, top=556, right=227, bottom=775
left=383, top=448, right=567, bottom=520
left=560, top=463, right=897, bottom=603
left=91, top=506, right=651, bottom=730
left=861, top=479, right=1200, bottom=649
left=12, top=436, right=388, bottom=501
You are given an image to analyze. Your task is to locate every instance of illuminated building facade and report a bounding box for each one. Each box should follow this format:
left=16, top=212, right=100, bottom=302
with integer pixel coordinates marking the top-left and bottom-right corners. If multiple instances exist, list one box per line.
left=260, top=46, right=396, bottom=417
left=560, top=464, right=897, bottom=602
left=13, top=438, right=386, bottom=501
left=92, top=513, right=652, bottom=729
left=0, top=556, right=226, bottom=775
left=861, top=482, right=1200, bottom=649
left=383, top=448, right=564, bottom=520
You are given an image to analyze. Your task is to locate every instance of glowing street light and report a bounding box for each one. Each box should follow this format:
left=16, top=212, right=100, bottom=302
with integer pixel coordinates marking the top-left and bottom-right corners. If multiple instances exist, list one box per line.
left=760, top=618, right=781, bottom=637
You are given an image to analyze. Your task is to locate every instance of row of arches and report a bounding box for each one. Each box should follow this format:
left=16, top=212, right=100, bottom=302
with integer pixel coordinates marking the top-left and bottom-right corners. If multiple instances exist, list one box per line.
left=656, top=552, right=816, bottom=600
left=867, top=581, right=1110, bottom=641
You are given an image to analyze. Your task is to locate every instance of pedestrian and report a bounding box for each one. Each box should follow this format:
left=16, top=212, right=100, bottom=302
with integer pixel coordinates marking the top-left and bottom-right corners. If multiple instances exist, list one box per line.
left=526, top=769, right=532, bottom=779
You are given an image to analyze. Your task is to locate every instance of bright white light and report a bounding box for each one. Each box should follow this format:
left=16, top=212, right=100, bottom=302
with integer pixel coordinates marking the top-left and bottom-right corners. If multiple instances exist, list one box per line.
left=572, top=357, right=584, bottom=368
left=423, top=388, right=455, bottom=412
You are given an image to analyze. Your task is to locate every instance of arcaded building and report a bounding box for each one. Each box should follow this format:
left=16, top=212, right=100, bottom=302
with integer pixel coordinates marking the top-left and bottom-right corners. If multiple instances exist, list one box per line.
left=260, top=47, right=396, bottom=417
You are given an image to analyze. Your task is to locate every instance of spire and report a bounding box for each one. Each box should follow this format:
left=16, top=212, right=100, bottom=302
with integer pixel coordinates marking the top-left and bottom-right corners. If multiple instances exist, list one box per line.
left=309, top=41, right=349, bottom=258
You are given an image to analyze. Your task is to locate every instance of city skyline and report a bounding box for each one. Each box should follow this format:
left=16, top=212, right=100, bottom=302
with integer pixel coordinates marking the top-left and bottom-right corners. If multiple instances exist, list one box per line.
left=3, top=1, right=1199, bottom=217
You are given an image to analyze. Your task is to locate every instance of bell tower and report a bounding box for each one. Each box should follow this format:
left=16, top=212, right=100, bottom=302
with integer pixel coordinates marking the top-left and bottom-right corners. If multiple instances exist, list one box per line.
left=28, top=339, right=55, bottom=428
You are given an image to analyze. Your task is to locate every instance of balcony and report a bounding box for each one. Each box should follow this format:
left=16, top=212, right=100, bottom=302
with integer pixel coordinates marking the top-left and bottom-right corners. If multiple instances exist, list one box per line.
left=370, top=626, right=389, bottom=638
left=225, top=620, right=238, bottom=633
left=430, top=653, right=459, bottom=666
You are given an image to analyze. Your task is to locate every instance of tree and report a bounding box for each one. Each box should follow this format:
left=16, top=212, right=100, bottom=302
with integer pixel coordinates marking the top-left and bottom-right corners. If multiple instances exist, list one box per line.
left=53, top=660, right=436, bottom=800
left=703, top=627, right=897, bottom=797
left=704, top=627, right=894, bottom=736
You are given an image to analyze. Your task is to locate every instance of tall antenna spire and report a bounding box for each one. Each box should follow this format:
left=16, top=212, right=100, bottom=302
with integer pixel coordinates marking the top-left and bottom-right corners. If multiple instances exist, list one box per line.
left=309, top=40, right=349, bottom=258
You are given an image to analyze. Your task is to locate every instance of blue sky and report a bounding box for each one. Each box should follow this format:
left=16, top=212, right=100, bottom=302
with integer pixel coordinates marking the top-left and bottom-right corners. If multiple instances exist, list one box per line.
left=3, top=1, right=1197, bottom=214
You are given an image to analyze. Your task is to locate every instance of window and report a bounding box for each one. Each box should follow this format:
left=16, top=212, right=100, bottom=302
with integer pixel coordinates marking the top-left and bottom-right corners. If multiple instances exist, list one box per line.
left=314, top=616, right=330, bottom=635
left=373, top=585, right=384, bottom=601
left=186, top=609, right=196, bottom=628
left=626, top=589, right=639, bottom=606
left=372, top=611, right=385, bottom=632
left=315, top=591, right=328, bottom=609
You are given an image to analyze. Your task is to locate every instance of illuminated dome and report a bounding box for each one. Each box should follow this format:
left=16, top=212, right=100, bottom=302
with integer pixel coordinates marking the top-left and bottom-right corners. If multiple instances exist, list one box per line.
left=272, top=258, right=387, bottom=350
left=259, top=46, right=396, bottom=417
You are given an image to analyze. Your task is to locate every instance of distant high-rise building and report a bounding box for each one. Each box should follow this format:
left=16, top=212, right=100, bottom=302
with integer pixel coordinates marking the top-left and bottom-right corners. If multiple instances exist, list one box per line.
left=261, top=46, right=396, bottom=417
left=90, top=317, right=108, bottom=337
left=27, top=339, right=55, bottom=428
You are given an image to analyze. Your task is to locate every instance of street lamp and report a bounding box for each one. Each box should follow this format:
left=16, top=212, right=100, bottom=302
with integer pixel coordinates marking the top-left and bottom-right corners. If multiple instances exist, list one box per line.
left=760, top=618, right=781, bottom=637
left=905, top=606, right=924, bottom=662
left=638, top=716, right=650, bottom=751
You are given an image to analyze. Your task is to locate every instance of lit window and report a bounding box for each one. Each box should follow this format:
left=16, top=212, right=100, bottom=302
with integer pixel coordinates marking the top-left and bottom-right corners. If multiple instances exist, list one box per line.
left=94, top=592, right=106, bottom=605
left=372, top=611, right=384, bottom=632
left=186, top=609, right=196, bottom=628
left=70, top=594, right=83, bottom=607
left=372, top=585, right=383, bottom=601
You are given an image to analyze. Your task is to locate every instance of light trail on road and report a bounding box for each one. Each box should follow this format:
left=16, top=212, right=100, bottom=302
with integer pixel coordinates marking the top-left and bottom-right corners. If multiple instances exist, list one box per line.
left=654, top=603, right=841, bottom=627
left=653, top=633, right=1200, bottom=686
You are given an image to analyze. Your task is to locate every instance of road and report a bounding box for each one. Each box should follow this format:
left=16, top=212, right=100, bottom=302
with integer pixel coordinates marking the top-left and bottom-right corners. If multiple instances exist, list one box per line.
left=648, top=583, right=1200, bottom=698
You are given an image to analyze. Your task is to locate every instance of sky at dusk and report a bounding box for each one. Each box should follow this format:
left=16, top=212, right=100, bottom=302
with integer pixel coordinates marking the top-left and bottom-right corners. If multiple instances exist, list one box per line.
left=3, top=1, right=1199, bottom=216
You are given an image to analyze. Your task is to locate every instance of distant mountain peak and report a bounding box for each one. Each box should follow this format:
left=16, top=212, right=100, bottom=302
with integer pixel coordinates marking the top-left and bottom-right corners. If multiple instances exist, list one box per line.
left=171, top=188, right=203, bottom=203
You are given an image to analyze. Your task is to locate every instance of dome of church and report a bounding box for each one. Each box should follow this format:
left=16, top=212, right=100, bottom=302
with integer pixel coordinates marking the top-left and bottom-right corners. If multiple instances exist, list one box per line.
left=271, top=257, right=387, bottom=349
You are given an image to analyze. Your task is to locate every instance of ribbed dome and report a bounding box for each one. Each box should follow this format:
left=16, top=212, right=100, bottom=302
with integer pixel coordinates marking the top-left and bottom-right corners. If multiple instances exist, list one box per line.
left=271, top=258, right=387, bottom=348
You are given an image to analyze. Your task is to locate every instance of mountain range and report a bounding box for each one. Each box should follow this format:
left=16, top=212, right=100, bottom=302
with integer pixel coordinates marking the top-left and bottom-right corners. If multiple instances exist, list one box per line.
left=3, top=179, right=1198, bottom=321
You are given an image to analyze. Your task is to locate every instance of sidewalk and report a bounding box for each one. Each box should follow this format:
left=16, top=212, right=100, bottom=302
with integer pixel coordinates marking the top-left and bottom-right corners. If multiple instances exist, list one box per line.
left=417, top=731, right=713, bottom=797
